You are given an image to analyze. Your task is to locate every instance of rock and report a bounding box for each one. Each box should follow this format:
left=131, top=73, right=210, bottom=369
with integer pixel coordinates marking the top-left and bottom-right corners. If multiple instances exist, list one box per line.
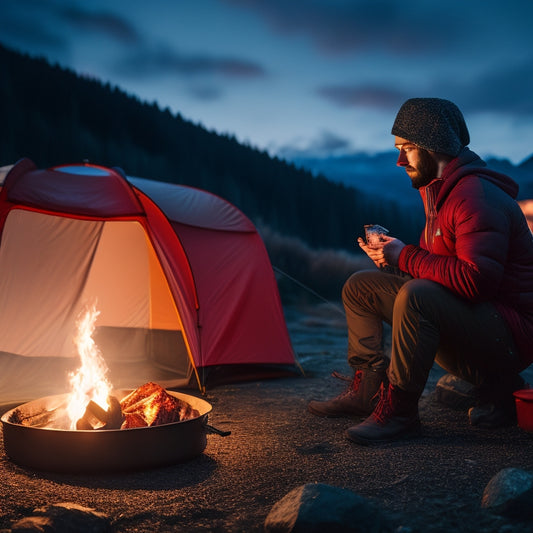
left=481, top=467, right=533, bottom=519
left=433, top=373, right=477, bottom=410
left=11, top=516, right=51, bottom=532
left=264, top=483, right=392, bottom=532
left=11, top=502, right=111, bottom=533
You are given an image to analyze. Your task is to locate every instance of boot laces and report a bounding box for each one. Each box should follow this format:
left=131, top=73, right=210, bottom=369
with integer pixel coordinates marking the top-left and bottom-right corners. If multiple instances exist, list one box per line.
left=331, top=370, right=362, bottom=399
left=372, top=384, right=393, bottom=424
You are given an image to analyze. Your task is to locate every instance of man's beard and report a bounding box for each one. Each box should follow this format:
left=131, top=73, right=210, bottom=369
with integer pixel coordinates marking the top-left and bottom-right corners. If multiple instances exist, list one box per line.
left=406, top=150, right=439, bottom=189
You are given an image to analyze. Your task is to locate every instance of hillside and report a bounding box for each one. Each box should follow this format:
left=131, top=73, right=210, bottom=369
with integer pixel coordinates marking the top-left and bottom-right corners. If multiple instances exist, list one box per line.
left=0, top=43, right=423, bottom=255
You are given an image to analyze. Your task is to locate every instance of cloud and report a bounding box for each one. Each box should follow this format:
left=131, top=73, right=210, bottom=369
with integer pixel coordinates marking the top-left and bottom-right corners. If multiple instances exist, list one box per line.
left=188, top=85, right=224, bottom=101
left=310, top=130, right=352, bottom=152
left=57, top=5, right=141, bottom=45
left=56, top=3, right=267, bottom=83
left=317, top=52, right=533, bottom=119
left=317, top=84, right=407, bottom=110
left=223, top=0, right=533, bottom=62
left=0, top=0, right=141, bottom=55
left=0, top=1, right=67, bottom=51
left=433, top=58, right=533, bottom=116
left=114, top=45, right=267, bottom=80
left=277, top=130, right=353, bottom=159
left=222, top=0, right=476, bottom=56
left=0, top=18, right=66, bottom=51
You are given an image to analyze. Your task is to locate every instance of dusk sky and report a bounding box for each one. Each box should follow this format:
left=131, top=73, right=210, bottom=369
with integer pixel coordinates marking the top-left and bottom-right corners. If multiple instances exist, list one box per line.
left=1, top=0, right=533, bottom=164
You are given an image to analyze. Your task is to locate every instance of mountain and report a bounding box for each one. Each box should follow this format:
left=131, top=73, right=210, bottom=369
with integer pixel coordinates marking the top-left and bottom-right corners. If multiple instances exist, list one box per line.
left=486, top=157, right=533, bottom=199
left=291, top=150, right=533, bottom=205
left=290, top=152, right=422, bottom=208
left=519, top=154, right=533, bottom=173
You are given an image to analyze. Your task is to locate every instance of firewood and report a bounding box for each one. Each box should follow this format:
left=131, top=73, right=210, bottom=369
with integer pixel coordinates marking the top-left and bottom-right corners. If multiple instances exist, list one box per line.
left=75, top=397, right=124, bottom=430
left=104, top=395, right=124, bottom=430
left=119, top=382, right=200, bottom=427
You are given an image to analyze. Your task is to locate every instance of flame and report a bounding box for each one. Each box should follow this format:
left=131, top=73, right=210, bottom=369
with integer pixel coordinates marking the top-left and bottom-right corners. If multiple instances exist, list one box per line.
left=66, top=303, right=112, bottom=429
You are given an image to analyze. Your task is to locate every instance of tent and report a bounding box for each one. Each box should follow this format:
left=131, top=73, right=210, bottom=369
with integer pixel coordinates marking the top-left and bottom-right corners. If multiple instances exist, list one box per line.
left=0, top=158, right=298, bottom=405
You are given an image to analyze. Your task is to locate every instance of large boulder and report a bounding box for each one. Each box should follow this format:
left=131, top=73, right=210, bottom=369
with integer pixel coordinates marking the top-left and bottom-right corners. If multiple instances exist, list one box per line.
left=481, top=467, right=533, bottom=519
left=264, top=483, right=392, bottom=532
left=10, top=502, right=111, bottom=533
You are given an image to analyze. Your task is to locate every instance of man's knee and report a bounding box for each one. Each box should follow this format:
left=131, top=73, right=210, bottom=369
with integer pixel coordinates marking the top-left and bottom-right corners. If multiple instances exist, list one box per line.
left=394, top=279, right=443, bottom=314
left=342, top=270, right=380, bottom=302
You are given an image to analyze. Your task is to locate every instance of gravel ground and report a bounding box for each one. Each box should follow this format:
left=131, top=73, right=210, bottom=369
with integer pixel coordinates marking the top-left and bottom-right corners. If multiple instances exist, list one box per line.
left=1, top=303, right=533, bottom=532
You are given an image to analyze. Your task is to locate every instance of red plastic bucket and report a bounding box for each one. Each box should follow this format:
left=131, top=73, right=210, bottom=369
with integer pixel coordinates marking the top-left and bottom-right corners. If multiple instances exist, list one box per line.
left=513, top=389, right=533, bottom=432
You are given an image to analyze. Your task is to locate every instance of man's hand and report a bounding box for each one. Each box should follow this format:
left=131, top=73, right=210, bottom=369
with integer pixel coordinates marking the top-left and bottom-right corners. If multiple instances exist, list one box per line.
left=358, top=236, right=406, bottom=268
left=382, top=236, right=406, bottom=266
left=357, top=237, right=387, bottom=268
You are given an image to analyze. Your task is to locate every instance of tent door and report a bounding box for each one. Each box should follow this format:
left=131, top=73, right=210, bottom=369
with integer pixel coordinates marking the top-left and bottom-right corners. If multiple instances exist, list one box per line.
left=0, top=210, right=192, bottom=404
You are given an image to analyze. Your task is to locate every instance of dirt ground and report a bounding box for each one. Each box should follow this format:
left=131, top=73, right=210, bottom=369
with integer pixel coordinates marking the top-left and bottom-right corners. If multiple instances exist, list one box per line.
left=1, top=303, right=533, bottom=532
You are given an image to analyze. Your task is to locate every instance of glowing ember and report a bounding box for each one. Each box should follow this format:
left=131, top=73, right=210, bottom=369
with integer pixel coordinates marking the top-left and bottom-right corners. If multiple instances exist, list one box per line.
left=66, top=303, right=113, bottom=429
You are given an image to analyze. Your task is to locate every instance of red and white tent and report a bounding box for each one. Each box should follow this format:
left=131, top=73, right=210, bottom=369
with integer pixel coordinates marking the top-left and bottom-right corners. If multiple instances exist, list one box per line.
left=0, top=159, right=297, bottom=405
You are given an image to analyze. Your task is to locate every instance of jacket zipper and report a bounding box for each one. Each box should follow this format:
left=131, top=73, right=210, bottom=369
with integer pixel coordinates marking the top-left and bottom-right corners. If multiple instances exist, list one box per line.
left=424, top=185, right=437, bottom=250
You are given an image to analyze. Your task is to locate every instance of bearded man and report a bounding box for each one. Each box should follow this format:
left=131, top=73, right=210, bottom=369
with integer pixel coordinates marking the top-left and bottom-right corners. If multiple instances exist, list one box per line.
left=308, top=97, right=533, bottom=445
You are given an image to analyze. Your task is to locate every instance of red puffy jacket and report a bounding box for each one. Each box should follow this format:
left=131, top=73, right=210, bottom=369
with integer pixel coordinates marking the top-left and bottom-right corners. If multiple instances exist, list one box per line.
left=398, top=148, right=533, bottom=369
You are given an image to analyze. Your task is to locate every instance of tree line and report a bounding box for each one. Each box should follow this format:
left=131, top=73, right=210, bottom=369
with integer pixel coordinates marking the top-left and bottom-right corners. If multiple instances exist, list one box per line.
left=0, top=43, right=423, bottom=255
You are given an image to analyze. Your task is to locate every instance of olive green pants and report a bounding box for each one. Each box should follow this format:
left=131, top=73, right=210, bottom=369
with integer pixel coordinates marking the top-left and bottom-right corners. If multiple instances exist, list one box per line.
left=342, top=270, right=521, bottom=396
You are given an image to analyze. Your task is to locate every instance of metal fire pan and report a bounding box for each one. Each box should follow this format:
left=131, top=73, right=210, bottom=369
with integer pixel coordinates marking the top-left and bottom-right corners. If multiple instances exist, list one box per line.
left=1, top=390, right=214, bottom=474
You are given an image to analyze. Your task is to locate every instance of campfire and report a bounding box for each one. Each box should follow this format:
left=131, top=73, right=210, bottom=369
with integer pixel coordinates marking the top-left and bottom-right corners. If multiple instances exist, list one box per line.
left=7, top=304, right=199, bottom=431
left=8, top=381, right=200, bottom=431
left=1, top=303, right=217, bottom=473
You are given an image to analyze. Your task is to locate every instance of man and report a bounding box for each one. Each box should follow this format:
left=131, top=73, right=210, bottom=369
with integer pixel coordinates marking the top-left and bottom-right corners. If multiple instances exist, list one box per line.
left=308, top=97, right=533, bottom=445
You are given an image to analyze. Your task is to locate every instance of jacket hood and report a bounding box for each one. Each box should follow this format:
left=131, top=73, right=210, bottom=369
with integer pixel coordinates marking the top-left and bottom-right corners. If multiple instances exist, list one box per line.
left=436, top=147, right=519, bottom=208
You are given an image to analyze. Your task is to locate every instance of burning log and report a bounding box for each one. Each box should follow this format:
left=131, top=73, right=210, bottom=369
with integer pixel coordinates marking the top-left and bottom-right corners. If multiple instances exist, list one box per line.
left=9, top=407, right=59, bottom=428
left=120, top=382, right=200, bottom=429
left=8, top=399, right=71, bottom=429
left=75, top=395, right=124, bottom=430
left=105, top=396, right=125, bottom=428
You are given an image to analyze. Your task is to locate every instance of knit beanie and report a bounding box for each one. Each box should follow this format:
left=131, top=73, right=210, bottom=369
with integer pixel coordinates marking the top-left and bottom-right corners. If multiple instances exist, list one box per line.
left=391, top=98, right=470, bottom=156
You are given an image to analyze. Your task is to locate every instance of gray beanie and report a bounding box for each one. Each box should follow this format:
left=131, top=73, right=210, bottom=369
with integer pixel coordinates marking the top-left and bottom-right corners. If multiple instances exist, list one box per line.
left=391, top=97, right=470, bottom=156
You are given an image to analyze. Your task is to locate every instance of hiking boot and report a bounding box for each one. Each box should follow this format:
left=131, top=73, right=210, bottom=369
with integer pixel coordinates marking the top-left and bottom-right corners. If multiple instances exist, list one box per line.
left=345, top=383, right=421, bottom=445
left=307, top=369, right=385, bottom=418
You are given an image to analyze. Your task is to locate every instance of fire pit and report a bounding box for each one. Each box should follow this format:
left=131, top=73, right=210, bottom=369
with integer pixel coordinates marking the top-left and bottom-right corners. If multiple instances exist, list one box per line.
left=1, top=303, right=230, bottom=473
left=1, top=389, right=216, bottom=473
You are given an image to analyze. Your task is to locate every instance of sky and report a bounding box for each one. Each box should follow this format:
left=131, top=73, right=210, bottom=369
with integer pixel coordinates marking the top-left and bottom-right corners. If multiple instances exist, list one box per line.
left=1, top=0, right=533, bottom=164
